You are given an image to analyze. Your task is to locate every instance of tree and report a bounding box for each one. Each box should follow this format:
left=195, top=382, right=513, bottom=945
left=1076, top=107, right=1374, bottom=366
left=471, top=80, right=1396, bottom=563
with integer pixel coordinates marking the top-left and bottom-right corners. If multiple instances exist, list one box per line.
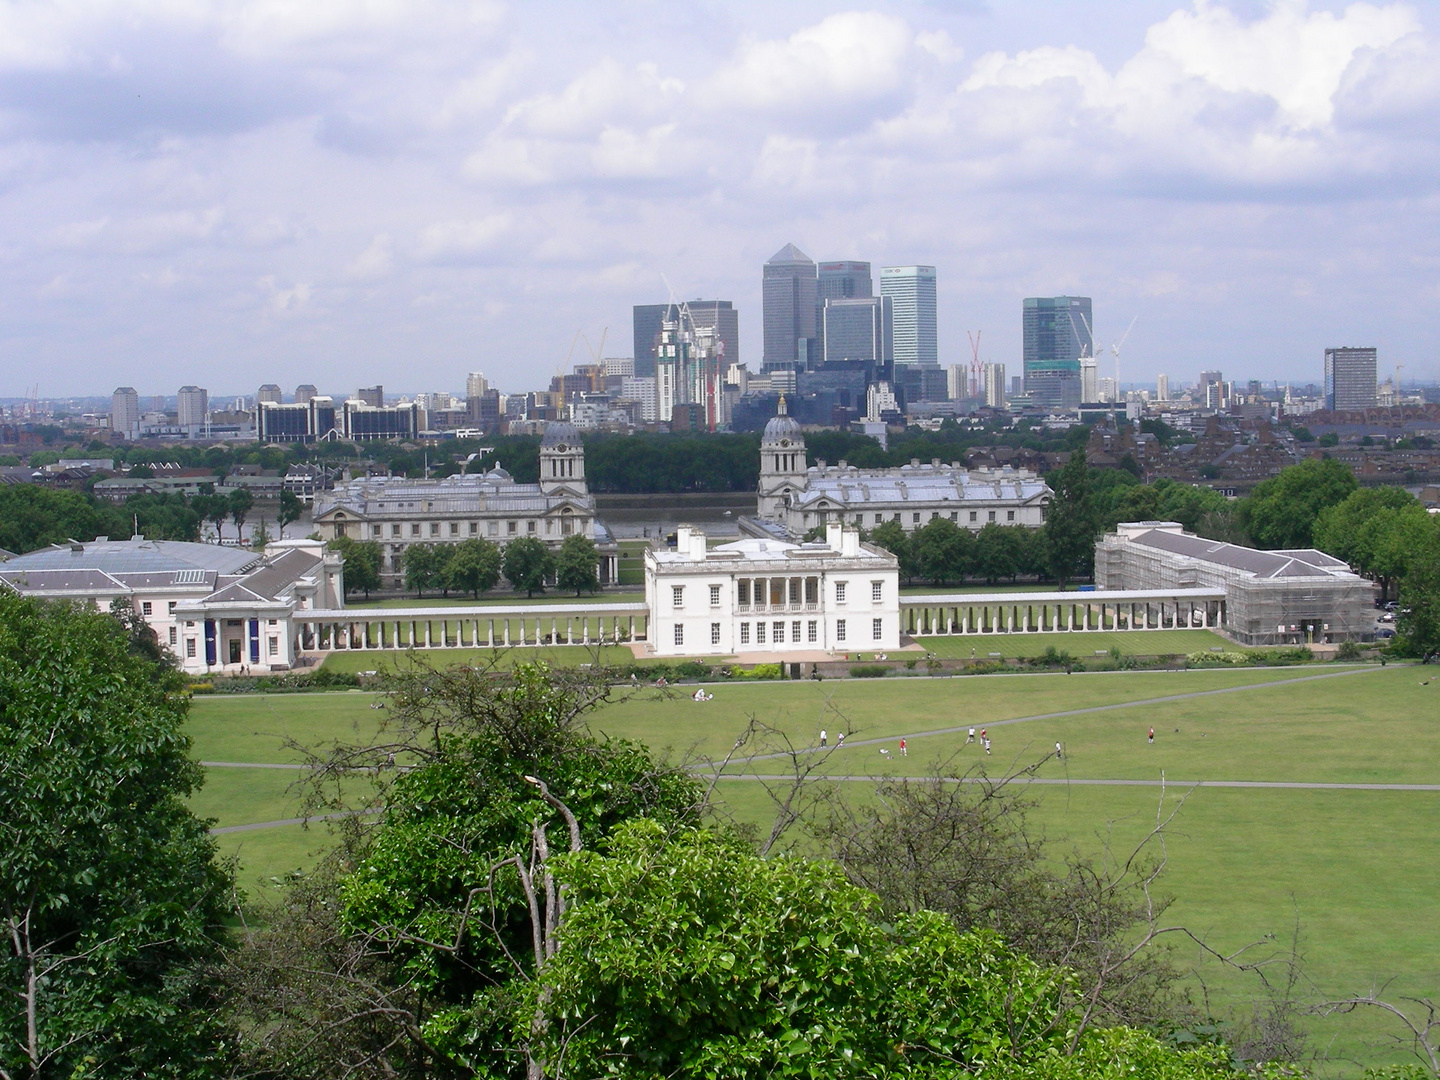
left=227, top=487, right=254, bottom=543
left=447, top=537, right=503, bottom=598
left=911, top=516, right=973, bottom=585
left=975, top=522, right=1024, bottom=584
left=1044, top=451, right=1098, bottom=589
left=1397, top=526, right=1440, bottom=658
left=869, top=519, right=919, bottom=582
left=328, top=536, right=382, bottom=598
left=277, top=488, right=303, bottom=539
left=1241, top=458, right=1357, bottom=550
left=205, top=493, right=230, bottom=543
left=0, top=485, right=125, bottom=554
left=555, top=532, right=600, bottom=596
left=401, top=542, right=451, bottom=598
left=1313, top=487, right=1432, bottom=602
left=0, top=594, right=233, bottom=1078
left=503, top=536, right=555, bottom=598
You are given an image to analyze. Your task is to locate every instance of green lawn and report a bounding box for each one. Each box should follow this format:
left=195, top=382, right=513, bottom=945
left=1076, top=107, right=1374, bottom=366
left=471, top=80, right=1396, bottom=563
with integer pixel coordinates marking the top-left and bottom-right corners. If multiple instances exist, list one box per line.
left=913, top=628, right=1230, bottom=658
left=185, top=663, right=1436, bottom=1072
left=315, top=643, right=667, bottom=674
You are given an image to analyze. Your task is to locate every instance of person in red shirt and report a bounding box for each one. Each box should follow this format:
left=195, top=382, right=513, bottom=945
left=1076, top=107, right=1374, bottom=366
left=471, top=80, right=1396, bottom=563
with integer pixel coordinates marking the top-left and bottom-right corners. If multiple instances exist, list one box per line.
left=899, top=738, right=907, bottom=757
left=1148, top=727, right=1155, bottom=744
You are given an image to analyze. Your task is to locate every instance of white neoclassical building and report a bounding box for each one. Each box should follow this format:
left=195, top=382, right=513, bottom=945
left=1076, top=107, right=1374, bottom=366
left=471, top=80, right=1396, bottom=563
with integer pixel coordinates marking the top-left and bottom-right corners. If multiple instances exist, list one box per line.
left=312, top=422, right=620, bottom=586
left=755, top=399, right=1052, bottom=536
left=644, top=523, right=901, bottom=657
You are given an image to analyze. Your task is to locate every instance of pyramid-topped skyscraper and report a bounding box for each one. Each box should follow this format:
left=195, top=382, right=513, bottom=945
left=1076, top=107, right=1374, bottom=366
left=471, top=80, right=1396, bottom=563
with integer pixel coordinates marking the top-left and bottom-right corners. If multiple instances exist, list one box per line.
left=762, top=243, right=817, bottom=372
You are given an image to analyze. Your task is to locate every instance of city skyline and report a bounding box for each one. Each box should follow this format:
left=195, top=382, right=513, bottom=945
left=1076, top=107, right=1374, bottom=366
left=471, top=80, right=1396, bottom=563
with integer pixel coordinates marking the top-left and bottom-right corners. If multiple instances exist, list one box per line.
left=0, top=2, right=1435, bottom=396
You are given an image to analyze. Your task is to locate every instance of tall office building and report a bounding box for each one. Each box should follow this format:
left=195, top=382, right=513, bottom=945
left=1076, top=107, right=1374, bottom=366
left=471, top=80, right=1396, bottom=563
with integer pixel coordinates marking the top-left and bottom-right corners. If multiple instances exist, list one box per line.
left=466, top=372, right=489, bottom=400
left=1022, top=296, right=1091, bottom=409
left=879, top=266, right=937, bottom=367
left=111, top=387, right=140, bottom=439
left=683, top=300, right=739, bottom=371
left=816, top=261, right=871, bottom=360
left=762, top=243, right=817, bottom=371
left=1324, top=347, right=1378, bottom=411
left=357, top=385, right=384, bottom=407
left=983, top=363, right=1007, bottom=408
left=294, top=384, right=318, bottom=405
left=1156, top=374, right=1170, bottom=401
left=822, top=296, right=892, bottom=372
left=176, top=385, right=209, bottom=430
left=946, top=364, right=968, bottom=401
left=632, top=303, right=675, bottom=379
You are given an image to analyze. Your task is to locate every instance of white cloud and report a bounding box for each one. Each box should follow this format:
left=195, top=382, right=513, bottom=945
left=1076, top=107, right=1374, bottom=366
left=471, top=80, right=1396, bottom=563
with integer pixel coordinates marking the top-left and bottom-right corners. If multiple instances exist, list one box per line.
left=345, top=232, right=393, bottom=280
left=415, top=215, right=510, bottom=263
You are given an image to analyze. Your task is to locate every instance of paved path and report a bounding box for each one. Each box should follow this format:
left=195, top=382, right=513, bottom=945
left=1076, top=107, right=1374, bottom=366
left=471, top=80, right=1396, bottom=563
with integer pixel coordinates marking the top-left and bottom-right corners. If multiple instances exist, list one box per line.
left=715, top=775, right=1440, bottom=793
left=202, top=761, right=305, bottom=769
left=211, top=809, right=376, bottom=835
left=740, top=667, right=1380, bottom=760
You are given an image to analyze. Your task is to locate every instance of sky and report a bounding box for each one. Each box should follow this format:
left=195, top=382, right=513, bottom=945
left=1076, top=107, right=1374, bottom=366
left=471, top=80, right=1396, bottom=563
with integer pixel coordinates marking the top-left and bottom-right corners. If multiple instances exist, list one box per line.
left=0, top=0, right=1437, bottom=399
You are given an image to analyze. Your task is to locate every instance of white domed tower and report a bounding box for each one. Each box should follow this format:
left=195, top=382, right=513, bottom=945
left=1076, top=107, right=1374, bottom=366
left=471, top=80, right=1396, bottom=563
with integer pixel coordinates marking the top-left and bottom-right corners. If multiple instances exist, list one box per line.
left=539, top=421, right=587, bottom=497
left=757, top=396, right=807, bottom=521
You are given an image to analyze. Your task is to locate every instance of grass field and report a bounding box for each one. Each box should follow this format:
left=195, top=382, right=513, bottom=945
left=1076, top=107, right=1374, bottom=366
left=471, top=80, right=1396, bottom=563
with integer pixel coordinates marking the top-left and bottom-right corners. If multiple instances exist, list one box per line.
left=185, top=662, right=1439, bottom=1073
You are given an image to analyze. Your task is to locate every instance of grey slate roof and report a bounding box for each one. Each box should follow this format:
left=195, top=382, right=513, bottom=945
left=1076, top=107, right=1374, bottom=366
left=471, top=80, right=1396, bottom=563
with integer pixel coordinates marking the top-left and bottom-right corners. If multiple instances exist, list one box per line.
left=316, top=472, right=587, bottom=518
left=203, top=548, right=320, bottom=603
left=793, top=465, right=1049, bottom=510
left=0, top=538, right=259, bottom=577
left=1127, top=528, right=1356, bottom=579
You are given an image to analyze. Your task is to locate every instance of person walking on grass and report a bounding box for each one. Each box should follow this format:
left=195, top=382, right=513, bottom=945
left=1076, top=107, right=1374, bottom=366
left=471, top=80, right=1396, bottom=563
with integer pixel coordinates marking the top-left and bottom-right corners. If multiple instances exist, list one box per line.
left=966, top=726, right=976, bottom=744
left=1148, top=726, right=1155, bottom=744
left=899, top=738, right=907, bottom=757
left=983, top=737, right=991, bottom=755
left=819, top=729, right=827, bottom=748
left=1055, top=741, right=1063, bottom=759
left=836, top=732, right=846, bottom=748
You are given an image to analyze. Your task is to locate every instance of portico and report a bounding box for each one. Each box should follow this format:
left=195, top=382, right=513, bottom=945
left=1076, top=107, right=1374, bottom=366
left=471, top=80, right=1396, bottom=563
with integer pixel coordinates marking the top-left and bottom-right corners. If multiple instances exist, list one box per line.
left=899, top=588, right=1226, bottom=637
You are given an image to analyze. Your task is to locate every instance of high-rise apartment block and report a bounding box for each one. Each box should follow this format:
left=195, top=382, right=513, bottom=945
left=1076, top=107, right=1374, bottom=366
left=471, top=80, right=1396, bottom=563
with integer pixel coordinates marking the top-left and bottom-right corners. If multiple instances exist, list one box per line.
left=1156, top=374, right=1170, bottom=401
left=256, top=384, right=283, bottom=405
left=111, top=387, right=140, bottom=439
left=357, top=385, right=384, bottom=407
left=822, top=296, right=892, bottom=372
left=983, top=363, right=1006, bottom=408
left=294, top=384, right=318, bottom=405
left=176, top=386, right=209, bottom=430
left=1324, top=347, right=1378, bottom=411
left=1022, top=296, right=1091, bottom=409
left=763, top=243, right=817, bottom=371
left=879, top=266, right=937, bottom=367
left=466, top=372, right=489, bottom=400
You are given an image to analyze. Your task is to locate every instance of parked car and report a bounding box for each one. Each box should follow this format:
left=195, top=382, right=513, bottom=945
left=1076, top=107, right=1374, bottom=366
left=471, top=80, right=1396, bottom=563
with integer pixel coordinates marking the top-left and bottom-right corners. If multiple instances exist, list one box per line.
left=1376, top=627, right=1396, bottom=640
left=1379, top=612, right=1395, bottom=624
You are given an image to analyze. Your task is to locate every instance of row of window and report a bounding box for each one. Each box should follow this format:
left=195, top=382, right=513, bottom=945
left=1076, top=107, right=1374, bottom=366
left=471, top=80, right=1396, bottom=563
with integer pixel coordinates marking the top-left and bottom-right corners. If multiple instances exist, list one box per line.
left=671, top=617, right=885, bottom=647
left=369, top=517, right=584, bottom=540
left=671, top=580, right=886, bottom=608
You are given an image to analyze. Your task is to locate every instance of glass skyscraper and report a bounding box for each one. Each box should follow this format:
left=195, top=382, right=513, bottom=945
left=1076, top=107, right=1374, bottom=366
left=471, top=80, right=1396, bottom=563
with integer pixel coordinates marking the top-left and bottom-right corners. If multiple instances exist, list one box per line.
left=1023, top=296, right=1092, bottom=409
left=763, top=243, right=818, bottom=371
left=822, top=296, right=892, bottom=375
left=879, top=266, right=937, bottom=366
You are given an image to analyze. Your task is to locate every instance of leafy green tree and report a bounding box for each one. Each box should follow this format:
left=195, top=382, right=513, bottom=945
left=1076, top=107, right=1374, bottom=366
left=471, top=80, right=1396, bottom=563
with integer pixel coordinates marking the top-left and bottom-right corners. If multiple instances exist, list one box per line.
left=502, top=536, right=555, bottom=597
left=1044, top=452, right=1098, bottom=589
left=328, top=536, right=382, bottom=598
left=912, top=516, right=973, bottom=585
left=869, top=519, right=919, bottom=582
left=1397, top=526, right=1440, bottom=658
left=975, top=522, right=1024, bottom=584
left=446, top=537, right=502, bottom=598
left=0, top=484, right=125, bottom=553
left=555, top=532, right=601, bottom=596
left=1241, top=458, right=1358, bottom=550
left=205, top=492, right=230, bottom=543
left=277, top=488, right=303, bottom=538
left=1313, top=487, right=1434, bottom=602
left=401, top=542, right=452, bottom=598
left=0, top=594, right=232, bottom=1078
left=227, top=487, right=254, bottom=541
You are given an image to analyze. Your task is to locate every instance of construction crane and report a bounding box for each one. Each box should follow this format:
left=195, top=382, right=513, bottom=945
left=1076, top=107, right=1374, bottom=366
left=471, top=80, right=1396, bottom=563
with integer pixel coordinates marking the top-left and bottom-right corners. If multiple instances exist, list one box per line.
left=966, top=331, right=983, bottom=400
left=1109, top=315, right=1137, bottom=398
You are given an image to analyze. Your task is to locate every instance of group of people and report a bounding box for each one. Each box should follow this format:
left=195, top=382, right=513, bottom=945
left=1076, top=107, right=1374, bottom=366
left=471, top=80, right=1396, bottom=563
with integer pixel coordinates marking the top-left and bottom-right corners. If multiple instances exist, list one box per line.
left=965, top=726, right=991, bottom=755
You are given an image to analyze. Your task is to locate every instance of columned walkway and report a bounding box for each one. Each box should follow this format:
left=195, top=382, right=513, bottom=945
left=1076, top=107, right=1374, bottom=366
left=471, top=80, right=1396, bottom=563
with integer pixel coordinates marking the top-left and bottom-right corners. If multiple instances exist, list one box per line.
left=296, top=601, right=649, bottom=652
left=898, top=588, right=1226, bottom=638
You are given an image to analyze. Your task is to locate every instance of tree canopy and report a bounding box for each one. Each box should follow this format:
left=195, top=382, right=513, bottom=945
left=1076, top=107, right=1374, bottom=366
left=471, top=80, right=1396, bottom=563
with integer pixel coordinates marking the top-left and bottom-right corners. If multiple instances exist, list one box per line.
left=502, top=536, right=555, bottom=598
left=554, top=532, right=600, bottom=596
left=1241, top=458, right=1358, bottom=550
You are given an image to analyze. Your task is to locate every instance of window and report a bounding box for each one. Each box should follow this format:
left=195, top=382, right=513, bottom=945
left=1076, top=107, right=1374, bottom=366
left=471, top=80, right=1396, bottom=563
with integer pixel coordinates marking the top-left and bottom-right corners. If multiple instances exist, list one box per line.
left=411, top=523, right=422, bottom=536
left=670, top=586, right=684, bottom=608
left=430, top=523, right=440, bottom=536
left=788, top=579, right=800, bottom=604
left=874, top=513, right=883, bottom=524
left=392, top=524, right=402, bottom=537
left=805, top=578, right=818, bottom=604
left=737, top=580, right=750, bottom=606
left=969, top=511, right=977, bottom=523
left=988, top=511, right=996, bottom=522
left=892, top=512, right=900, bottom=522
left=167, top=601, right=176, bottom=613
left=709, top=584, right=721, bottom=607
left=835, top=581, right=847, bottom=603
left=807, top=620, right=817, bottom=643
left=773, top=621, right=785, bottom=643
left=268, top=635, right=279, bottom=655
left=873, top=618, right=884, bottom=640
left=371, top=525, right=382, bottom=538
left=835, top=619, right=847, bottom=642
left=913, top=512, right=921, bottom=524
left=450, top=523, right=459, bottom=536
left=186, top=638, right=197, bottom=658
left=931, top=511, right=938, bottom=519
left=508, top=521, right=517, bottom=534
left=1007, top=510, right=1015, bottom=522
left=871, top=581, right=883, bottom=602
left=711, top=623, right=721, bottom=645
left=792, top=620, right=801, bottom=641
left=528, top=520, right=537, bottom=534
left=470, top=522, right=479, bottom=534
left=950, top=511, right=958, bottom=521
left=168, top=627, right=177, bottom=645
left=740, top=622, right=750, bottom=644
left=141, top=601, right=152, bottom=615
left=674, top=624, right=684, bottom=646
left=756, top=622, right=767, bottom=644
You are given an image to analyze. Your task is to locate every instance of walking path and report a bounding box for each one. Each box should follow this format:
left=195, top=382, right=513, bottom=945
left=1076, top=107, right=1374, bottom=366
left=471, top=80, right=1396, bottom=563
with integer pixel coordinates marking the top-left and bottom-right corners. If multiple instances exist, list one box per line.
left=716, top=775, right=1440, bottom=793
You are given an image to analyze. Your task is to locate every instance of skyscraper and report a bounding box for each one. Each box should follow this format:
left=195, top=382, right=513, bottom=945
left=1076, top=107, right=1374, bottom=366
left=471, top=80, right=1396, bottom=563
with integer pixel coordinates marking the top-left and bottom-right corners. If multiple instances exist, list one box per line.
left=257, top=384, right=283, bottom=405
left=111, top=387, right=140, bottom=439
left=822, top=296, right=892, bottom=373
left=632, top=303, right=674, bottom=379
left=1324, top=347, right=1378, bottom=411
left=294, top=384, right=318, bottom=405
left=762, top=243, right=817, bottom=371
left=357, top=385, right=384, bottom=407
left=466, top=372, right=489, bottom=400
left=983, top=363, right=1007, bottom=408
left=176, top=386, right=208, bottom=430
left=816, top=261, right=871, bottom=361
left=1022, top=296, right=1091, bottom=409
left=1156, top=374, right=1170, bottom=401
left=682, top=300, right=739, bottom=372
left=879, top=266, right=937, bottom=367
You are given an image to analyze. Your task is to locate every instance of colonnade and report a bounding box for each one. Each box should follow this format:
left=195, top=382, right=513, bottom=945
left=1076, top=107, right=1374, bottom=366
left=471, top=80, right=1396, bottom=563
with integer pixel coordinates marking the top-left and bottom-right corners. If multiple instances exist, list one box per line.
left=899, top=590, right=1226, bottom=637
left=296, top=604, right=649, bottom=652
left=735, top=575, right=821, bottom=612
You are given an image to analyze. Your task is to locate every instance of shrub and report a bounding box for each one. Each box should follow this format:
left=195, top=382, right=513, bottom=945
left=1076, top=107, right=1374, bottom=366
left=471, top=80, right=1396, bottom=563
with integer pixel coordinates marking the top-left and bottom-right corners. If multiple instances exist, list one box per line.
left=1185, top=650, right=1248, bottom=665
left=1335, top=640, right=1365, bottom=661
left=674, top=660, right=712, bottom=680
left=736, top=663, right=782, bottom=680
left=850, top=664, right=888, bottom=679
left=1027, top=646, right=1078, bottom=670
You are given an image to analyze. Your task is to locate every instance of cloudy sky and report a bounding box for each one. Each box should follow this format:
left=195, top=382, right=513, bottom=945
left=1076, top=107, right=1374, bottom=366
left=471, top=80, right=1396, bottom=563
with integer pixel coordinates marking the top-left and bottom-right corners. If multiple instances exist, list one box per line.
left=1, top=0, right=1436, bottom=398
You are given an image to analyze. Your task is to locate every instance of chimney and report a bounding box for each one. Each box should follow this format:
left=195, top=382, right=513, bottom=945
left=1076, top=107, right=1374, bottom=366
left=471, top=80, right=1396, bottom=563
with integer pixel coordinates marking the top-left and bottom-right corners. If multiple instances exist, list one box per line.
left=841, top=528, right=860, bottom=558
left=676, top=524, right=692, bottom=552
left=690, top=528, right=708, bottom=561
left=825, top=522, right=843, bottom=551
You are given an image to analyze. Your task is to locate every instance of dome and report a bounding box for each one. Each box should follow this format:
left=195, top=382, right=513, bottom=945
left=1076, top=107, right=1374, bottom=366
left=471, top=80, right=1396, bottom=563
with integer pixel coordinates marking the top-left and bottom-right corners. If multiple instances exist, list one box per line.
left=762, top=396, right=802, bottom=444
left=540, top=421, right=581, bottom=448
left=484, top=464, right=512, bottom=482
